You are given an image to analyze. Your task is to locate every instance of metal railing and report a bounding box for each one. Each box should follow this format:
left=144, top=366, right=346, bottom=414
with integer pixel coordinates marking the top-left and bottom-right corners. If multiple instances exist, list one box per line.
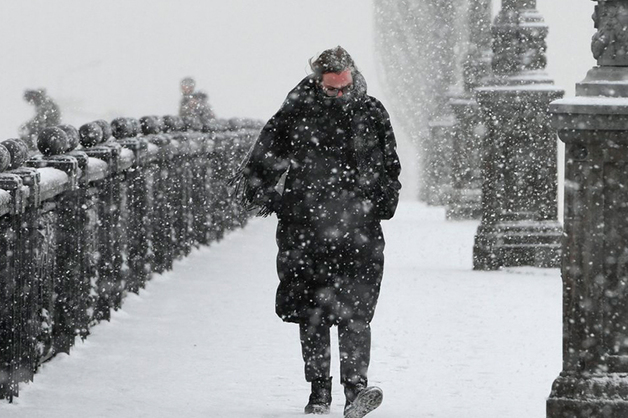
left=0, top=115, right=260, bottom=401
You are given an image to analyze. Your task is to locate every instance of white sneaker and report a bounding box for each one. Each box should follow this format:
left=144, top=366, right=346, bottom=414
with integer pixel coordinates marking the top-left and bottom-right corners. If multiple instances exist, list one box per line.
left=344, top=386, right=383, bottom=418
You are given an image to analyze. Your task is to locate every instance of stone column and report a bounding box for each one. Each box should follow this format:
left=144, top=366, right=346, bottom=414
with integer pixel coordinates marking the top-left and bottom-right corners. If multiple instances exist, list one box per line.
left=447, top=0, right=493, bottom=220
left=547, top=1, right=628, bottom=416
left=421, top=0, right=459, bottom=206
left=472, top=0, right=564, bottom=270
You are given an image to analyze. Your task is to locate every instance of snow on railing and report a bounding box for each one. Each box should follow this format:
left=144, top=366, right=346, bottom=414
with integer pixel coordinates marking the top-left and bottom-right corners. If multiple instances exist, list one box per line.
left=0, top=115, right=262, bottom=402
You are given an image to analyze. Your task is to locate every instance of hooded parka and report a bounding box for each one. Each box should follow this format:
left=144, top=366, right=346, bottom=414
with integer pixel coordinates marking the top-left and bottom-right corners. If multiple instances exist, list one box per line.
left=235, top=72, right=401, bottom=325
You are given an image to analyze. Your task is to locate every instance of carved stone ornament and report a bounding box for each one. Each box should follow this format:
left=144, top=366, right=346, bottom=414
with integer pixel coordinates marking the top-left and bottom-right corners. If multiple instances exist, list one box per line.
left=491, top=4, right=548, bottom=77
left=462, top=0, right=493, bottom=91
left=592, top=1, right=628, bottom=65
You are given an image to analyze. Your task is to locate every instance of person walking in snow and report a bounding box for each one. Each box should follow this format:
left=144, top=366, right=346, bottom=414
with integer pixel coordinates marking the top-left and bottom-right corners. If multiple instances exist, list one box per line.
left=233, top=46, right=401, bottom=417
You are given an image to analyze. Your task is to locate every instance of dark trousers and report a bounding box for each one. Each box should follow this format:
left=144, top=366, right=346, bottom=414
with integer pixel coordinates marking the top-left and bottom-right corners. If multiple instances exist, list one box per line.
left=299, top=319, right=371, bottom=387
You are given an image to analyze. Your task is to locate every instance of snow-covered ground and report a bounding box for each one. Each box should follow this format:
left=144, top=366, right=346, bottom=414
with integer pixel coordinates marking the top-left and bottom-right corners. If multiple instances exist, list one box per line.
left=0, top=201, right=562, bottom=418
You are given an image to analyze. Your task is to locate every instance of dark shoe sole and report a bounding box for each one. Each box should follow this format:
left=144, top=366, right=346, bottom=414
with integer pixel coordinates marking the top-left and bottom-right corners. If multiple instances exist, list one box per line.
left=344, top=386, right=383, bottom=418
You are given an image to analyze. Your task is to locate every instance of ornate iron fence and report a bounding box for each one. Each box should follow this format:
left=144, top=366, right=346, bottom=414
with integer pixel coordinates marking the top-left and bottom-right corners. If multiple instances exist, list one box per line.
left=0, top=115, right=261, bottom=401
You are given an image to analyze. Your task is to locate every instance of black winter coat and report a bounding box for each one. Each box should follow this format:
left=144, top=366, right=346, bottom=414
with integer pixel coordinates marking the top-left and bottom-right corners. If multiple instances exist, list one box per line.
left=235, top=73, right=401, bottom=325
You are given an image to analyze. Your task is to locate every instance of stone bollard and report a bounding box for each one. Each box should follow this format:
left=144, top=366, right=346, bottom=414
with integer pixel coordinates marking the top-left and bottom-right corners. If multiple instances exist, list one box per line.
left=120, top=117, right=151, bottom=293
left=86, top=119, right=128, bottom=319
left=213, top=122, right=243, bottom=239
left=27, top=129, right=83, bottom=354
left=448, top=98, right=486, bottom=220
left=420, top=0, right=458, bottom=206
left=169, top=117, right=196, bottom=259
left=423, top=115, right=454, bottom=206
left=184, top=121, right=212, bottom=247
left=547, top=1, right=628, bottom=416
left=161, top=115, right=192, bottom=259
left=74, top=121, right=111, bottom=326
left=472, top=0, right=564, bottom=270
left=5, top=165, right=42, bottom=397
left=200, top=119, right=221, bottom=243
left=144, top=116, right=176, bottom=274
left=0, top=173, right=27, bottom=402
left=446, top=0, right=493, bottom=220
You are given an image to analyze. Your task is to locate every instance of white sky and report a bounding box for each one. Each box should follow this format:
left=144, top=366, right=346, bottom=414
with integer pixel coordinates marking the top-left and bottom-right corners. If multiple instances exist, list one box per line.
left=0, top=1, right=382, bottom=137
left=0, top=0, right=595, bottom=140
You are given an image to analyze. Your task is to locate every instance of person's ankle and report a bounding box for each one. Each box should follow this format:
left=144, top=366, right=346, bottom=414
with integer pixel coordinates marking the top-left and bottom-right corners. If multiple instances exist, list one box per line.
left=304, top=377, right=332, bottom=414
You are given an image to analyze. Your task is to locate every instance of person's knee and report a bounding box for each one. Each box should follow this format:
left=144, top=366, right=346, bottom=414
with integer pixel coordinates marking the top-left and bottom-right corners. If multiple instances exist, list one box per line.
left=339, top=318, right=370, bottom=335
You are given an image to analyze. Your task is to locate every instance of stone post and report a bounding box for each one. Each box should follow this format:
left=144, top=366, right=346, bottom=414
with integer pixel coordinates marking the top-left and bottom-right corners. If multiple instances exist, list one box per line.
left=472, top=0, right=564, bottom=270
left=547, top=1, right=628, bottom=416
left=421, top=0, right=458, bottom=206
left=447, top=0, right=493, bottom=220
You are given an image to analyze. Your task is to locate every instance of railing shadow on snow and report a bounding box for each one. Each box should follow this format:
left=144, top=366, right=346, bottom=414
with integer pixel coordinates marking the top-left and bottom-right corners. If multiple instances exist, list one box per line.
left=0, top=115, right=262, bottom=402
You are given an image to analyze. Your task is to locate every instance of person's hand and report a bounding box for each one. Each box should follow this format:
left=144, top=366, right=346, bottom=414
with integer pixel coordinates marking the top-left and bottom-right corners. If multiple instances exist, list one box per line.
left=253, top=188, right=282, bottom=215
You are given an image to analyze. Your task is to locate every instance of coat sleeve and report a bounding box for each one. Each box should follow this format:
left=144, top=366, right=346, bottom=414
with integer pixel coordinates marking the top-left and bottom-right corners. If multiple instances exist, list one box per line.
left=373, top=100, right=402, bottom=220
left=233, top=109, right=291, bottom=217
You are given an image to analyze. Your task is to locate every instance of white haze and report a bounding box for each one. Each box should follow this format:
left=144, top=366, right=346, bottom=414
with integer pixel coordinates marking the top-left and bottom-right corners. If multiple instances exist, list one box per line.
left=0, top=0, right=596, bottom=202
left=0, top=0, right=596, bottom=127
left=0, top=1, right=595, bottom=415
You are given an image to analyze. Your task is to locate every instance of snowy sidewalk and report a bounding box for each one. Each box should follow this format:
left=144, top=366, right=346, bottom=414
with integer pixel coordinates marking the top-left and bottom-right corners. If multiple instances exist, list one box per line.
left=0, top=201, right=562, bottom=418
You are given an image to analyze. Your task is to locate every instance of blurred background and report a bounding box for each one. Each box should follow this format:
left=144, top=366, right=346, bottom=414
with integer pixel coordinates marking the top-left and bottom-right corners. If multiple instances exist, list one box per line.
left=0, top=0, right=596, bottom=198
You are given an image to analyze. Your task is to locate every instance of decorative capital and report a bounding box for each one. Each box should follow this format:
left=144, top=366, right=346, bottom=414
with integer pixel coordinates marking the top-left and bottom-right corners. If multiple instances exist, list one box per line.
left=503, top=0, right=536, bottom=9
left=491, top=4, right=548, bottom=77
left=462, top=0, right=493, bottom=91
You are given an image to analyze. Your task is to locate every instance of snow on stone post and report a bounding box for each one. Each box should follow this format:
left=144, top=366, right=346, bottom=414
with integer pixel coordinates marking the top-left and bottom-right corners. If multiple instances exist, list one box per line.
left=422, top=0, right=459, bottom=206
left=0, top=173, right=26, bottom=401
left=373, top=1, right=467, bottom=202
left=119, top=122, right=150, bottom=294
left=472, top=0, right=564, bottom=270
left=547, top=1, right=628, bottom=416
left=446, top=0, right=492, bottom=220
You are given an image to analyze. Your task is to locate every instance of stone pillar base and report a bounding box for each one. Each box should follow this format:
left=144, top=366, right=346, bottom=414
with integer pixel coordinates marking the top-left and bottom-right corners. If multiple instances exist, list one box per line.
left=421, top=115, right=455, bottom=206
left=473, top=220, right=562, bottom=270
left=446, top=188, right=482, bottom=220
left=447, top=96, right=484, bottom=221
left=548, top=374, right=628, bottom=418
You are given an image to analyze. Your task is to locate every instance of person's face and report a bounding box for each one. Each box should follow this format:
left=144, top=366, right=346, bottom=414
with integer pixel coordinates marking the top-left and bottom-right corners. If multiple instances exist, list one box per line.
left=181, top=84, right=194, bottom=95
left=320, top=70, right=353, bottom=98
